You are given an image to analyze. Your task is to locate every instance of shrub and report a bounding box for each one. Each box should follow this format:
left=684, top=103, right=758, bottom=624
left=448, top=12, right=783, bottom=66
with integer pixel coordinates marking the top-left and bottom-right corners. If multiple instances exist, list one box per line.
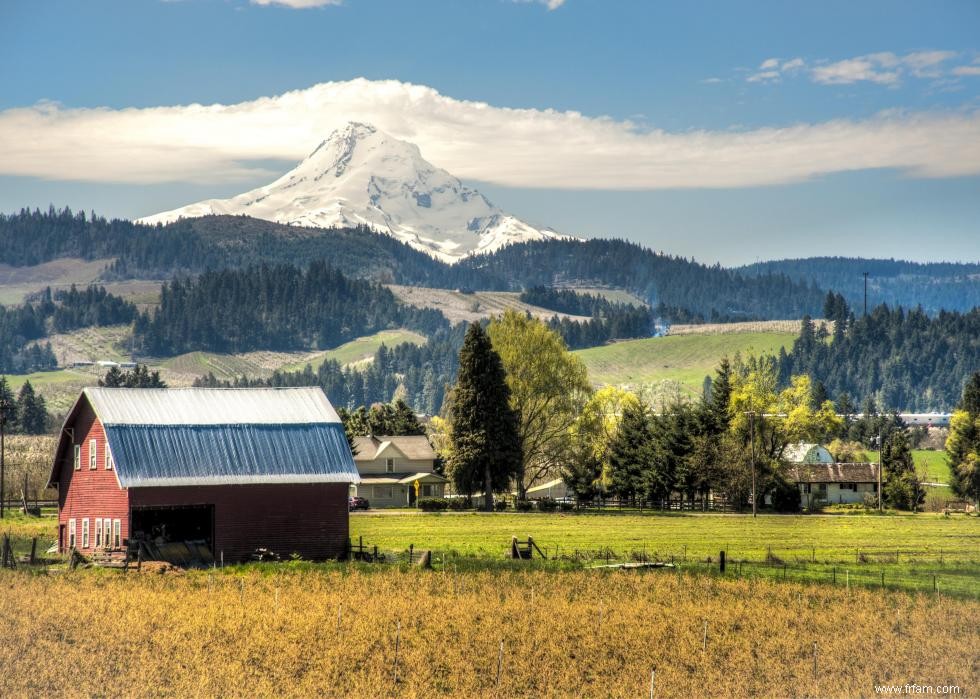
left=770, top=477, right=801, bottom=513
left=418, top=498, right=449, bottom=512
left=494, top=499, right=509, bottom=512
left=537, top=497, right=558, bottom=512
left=514, top=500, right=533, bottom=512
left=448, top=498, right=470, bottom=511
left=559, top=502, right=575, bottom=512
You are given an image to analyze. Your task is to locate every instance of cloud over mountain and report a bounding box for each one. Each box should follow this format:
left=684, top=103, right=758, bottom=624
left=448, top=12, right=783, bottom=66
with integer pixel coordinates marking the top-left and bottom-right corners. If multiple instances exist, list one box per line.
left=1, top=78, right=979, bottom=190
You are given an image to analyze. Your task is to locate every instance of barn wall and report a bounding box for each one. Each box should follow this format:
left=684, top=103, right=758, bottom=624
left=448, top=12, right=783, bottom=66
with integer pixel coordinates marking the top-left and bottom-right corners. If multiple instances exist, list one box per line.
left=129, top=483, right=349, bottom=562
left=57, top=403, right=130, bottom=552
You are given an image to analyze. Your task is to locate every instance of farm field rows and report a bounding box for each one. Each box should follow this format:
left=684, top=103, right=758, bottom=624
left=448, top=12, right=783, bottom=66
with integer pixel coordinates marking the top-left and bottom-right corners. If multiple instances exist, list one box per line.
left=0, top=567, right=976, bottom=697
left=573, top=332, right=796, bottom=395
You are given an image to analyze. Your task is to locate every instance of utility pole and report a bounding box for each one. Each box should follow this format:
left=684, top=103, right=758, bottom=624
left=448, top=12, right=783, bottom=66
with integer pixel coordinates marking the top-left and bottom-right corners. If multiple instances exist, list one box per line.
left=0, top=392, right=10, bottom=519
left=876, top=432, right=883, bottom=512
left=750, top=411, right=756, bottom=517
left=863, top=272, right=869, bottom=317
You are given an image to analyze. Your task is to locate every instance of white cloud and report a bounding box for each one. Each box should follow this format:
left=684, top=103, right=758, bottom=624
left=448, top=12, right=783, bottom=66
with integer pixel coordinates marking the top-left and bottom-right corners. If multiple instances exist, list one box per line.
left=1, top=79, right=979, bottom=190
left=250, top=0, right=342, bottom=7
left=952, top=65, right=980, bottom=77
left=747, top=57, right=806, bottom=83
left=811, top=57, right=900, bottom=85
left=512, top=0, right=566, bottom=9
left=809, top=50, right=963, bottom=85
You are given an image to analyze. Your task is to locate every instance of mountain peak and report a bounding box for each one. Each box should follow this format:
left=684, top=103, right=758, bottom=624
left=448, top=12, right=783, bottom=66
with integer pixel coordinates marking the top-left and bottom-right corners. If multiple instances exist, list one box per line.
left=137, top=125, right=562, bottom=263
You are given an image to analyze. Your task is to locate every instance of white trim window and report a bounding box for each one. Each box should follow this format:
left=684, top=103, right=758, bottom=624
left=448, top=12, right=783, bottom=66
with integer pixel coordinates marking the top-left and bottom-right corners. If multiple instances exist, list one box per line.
left=95, top=518, right=103, bottom=548
left=113, top=519, right=121, bottom=548
left=385, top=457, right=395, bottom=473
left=105, top=447, right=114, bottom=470
left=82, top=518, right=90, bottom=548
left=104, top=519, right=112, bottom=548
left=73, top=445, right=81, bottom=471
left=89, top=439, right=97, bottom=470
left=68, top=519, right=77, bottom=549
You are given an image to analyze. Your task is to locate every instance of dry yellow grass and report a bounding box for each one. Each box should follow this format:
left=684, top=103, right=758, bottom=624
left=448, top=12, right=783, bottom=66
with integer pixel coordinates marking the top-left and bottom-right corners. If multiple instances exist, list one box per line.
left=1, top=567, right=976, bottom=697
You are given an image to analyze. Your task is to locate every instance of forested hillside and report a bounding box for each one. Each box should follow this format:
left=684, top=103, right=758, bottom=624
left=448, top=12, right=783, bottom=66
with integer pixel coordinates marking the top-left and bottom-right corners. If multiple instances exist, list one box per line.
left=135, top=262, right=449, bottom=355
left=459, top=239, right=825, bottom=320
left=779, top=297, right=980, bottom=411
left=740, top=257, right=980, bottom=314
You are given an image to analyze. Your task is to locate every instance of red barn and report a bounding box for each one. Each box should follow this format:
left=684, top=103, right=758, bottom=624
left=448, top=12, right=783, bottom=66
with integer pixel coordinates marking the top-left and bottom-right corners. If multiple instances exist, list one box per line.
left=47, top=387, right=360, bottom=562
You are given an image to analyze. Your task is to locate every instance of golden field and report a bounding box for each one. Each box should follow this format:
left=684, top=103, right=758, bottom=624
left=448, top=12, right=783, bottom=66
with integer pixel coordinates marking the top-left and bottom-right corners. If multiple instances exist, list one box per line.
left=1, top=567, right=977, bottom=698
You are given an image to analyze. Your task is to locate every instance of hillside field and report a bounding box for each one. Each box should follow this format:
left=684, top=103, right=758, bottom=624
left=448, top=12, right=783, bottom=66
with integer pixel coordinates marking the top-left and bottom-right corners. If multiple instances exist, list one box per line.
left=574, top=332, right=796, bottom=395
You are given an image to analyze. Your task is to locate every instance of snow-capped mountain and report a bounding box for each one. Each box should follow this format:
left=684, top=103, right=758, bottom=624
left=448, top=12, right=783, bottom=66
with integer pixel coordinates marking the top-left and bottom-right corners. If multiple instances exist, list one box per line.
left=138, top=122, right=563, bottom=263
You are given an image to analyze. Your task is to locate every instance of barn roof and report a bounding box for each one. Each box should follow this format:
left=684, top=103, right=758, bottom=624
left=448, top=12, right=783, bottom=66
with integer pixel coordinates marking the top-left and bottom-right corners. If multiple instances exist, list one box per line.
left=50, top=387, right=358, bottom=488
left=788, top=463, right=880, bottom=484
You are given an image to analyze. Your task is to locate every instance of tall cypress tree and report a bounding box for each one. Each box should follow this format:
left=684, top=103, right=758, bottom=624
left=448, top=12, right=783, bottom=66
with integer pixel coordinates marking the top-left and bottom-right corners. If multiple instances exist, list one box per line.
left=447, top=324, right=521, bottom=511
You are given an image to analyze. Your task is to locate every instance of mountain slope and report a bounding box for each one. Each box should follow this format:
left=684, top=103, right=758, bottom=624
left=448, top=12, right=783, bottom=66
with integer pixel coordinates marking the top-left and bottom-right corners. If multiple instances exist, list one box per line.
left=138, top=122, right=561, bottom=263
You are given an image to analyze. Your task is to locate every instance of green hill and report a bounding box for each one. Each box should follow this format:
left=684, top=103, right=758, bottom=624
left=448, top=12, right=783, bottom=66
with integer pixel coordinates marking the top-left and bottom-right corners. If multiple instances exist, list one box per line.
left=574, top=331, right=796, bottom=398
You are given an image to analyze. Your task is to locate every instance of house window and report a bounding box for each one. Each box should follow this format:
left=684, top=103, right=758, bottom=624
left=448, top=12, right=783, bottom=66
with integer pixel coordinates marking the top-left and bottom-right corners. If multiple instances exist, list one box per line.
left=801, top=483, right=811, bottom=494
left=385, top=458, right=395, bottom=473
left=73, top=445, right=81, bottom=470
left=422, top=484, right=434, bottom=497
left=113, top=519, right=121, bottom=548
left=68, top=519, right=77, bottom=549
left=82, top=518, right=90, bottom=548
left=105, top=448, right=114, bottom=470
left=816, top=483, right=827, bottom=493
left=89, top=439, right=97, bottom=469
left=95, top=518, right=103, bottom=547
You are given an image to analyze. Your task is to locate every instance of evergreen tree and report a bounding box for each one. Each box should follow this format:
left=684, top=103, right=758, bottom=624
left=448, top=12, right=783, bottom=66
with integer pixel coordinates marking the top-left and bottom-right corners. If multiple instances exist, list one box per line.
left=15, top=381, right=48, bottom=434
left=607, top=401, right=652, bottom=504
left=947, top=372, right=980, bottom=505
left=881, top=430, right=923, bottom=511
left=446, top=324, right=521, bottom=511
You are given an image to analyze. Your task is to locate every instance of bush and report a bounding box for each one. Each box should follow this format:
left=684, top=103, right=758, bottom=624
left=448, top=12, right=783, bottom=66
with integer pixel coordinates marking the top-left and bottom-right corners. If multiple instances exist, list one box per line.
left=494, top=499, right=509, bottom=512
left=559, top=502, right=575, bottom=512
left=514, top=500, right=533, bottom=512
left=418, top=497, right=449, bottom=512
left=448, top=498, right=470, bottom=511
left=770, top=477, right=801, bottom=513
left=537, top=497, right=558, bottom=512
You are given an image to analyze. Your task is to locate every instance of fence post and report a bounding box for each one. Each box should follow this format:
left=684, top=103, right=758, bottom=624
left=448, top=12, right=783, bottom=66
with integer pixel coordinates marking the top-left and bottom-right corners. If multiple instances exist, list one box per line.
left=496, top=640, right=504, bottom=689
left=649, top=668, right=656, bottom=699
left=719, top=550, right=726, bottom=574
left=392, top=620, right=401, bottom=684
left=409, top=543, right=414, bottom=564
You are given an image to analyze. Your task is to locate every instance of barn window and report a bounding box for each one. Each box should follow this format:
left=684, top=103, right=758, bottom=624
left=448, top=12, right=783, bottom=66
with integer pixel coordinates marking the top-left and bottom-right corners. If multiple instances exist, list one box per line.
left=68, top=519, right=77, bottom=548
left=73, top=445, right=81, bottom=470
left=113, top=519, right=121, bottom=548
left=82, top=518, right=90, bottom=548
left=104, top=519, right=112, bottom=548
left=89, top=439, right=97, bottom=469
left=95, top=518, right=103, bottom=547
left=105, top=448, right=114, bottom=470
left=385, top=458, right=395, bottom=473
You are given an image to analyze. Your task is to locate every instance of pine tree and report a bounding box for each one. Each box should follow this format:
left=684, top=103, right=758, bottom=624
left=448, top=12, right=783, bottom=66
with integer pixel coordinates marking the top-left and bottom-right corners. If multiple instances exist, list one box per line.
left=447, top=324, right=521, bottom=511
left=947, top=372, right=980, bottom=504
left=607, top=401, right=651, bottom=504
left=15, top=381, right=47, bottom=435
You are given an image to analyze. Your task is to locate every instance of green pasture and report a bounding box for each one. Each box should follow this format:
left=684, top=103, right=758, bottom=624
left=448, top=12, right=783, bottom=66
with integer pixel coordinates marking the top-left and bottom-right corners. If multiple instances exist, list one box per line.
left=278, top=329, right=426, bottom=372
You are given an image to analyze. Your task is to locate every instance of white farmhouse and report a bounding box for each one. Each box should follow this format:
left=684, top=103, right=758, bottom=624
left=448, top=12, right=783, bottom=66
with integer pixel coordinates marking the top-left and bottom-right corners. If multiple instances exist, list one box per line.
left=350, top=435, right=447, bottom=507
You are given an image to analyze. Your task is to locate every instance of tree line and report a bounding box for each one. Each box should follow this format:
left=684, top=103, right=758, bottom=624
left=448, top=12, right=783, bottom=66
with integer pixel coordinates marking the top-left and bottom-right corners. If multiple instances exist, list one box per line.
left=0, top=284, right=136, bottom=374
left=435, top=313, right=928, bottom=512
left=135, top=262, right=449, bottom=355
left=779, top=293, right=980, bottom=410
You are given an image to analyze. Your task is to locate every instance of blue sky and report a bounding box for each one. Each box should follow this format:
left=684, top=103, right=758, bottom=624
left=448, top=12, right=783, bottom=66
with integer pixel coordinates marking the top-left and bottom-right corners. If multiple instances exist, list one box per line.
left=1, top=0, right=978, bottom=265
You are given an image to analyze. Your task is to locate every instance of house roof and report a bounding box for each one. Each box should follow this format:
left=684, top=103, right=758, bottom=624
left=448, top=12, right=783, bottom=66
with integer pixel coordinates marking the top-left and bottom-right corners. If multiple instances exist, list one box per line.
left=352, top=435, right=436, bottom=462
left=359, top=472, right=448, bottom=485
left=789, top=463, right=880, bottom=484
left=49, top=387, right=358, bottom=488
left=784, top=442, right=833, bottom=464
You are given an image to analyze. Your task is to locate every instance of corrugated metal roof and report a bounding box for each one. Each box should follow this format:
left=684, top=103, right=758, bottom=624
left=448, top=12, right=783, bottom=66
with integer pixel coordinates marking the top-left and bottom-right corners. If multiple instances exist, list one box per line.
left=84, top=387, right=341, bottom=426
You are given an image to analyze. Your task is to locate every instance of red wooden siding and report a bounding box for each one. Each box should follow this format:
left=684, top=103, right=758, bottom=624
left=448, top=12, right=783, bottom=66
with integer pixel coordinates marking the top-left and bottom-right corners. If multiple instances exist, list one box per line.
left=129, top=483, right=349, bottom=562
left=57, top=402, right=130, bottom=552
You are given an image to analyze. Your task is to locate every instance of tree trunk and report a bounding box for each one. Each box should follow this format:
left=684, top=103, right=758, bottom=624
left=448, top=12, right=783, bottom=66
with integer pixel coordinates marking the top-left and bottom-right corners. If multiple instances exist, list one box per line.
left=483, top=464, right=494, bottom=512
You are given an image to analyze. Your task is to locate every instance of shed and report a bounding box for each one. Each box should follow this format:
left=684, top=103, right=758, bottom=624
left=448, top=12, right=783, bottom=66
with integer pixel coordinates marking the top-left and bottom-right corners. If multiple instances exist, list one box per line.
left=48, top=387, right=359, bottom=562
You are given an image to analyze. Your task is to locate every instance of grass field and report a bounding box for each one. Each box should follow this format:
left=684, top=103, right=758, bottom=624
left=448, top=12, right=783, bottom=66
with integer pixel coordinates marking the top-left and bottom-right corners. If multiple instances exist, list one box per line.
left=387, top=285, right=591, bottom=324
left=864, top=450, right=953, bottom=484
left=278, top=329, right=427, bottom=372
left=574, top=332, right=796, bottom=395
left=0, top=258, right=113, bottom=305
left=1, top=566, right=976, bottom=697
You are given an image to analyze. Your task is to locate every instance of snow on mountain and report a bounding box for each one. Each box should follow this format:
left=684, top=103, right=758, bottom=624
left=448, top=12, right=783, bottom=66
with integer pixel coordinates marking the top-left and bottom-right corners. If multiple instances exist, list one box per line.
left=137, top=122, right=564, bottom=263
